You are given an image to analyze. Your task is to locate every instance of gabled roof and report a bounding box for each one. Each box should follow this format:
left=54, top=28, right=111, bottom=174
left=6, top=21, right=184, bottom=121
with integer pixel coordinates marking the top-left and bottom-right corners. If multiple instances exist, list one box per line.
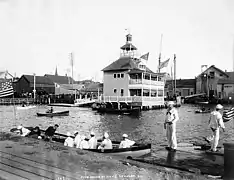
left=44, top=74, right=75, bottom=84
left=128, top=68, right=161, bottom=76
left=120, top=43, right=137, bottom=50
left=81, top=83, right=103, bottom=92
left=22, top=75, right=54, bottom=85
left=102, top=56, right=155, bottom=73
left=197, top=65, right=229, bottom=78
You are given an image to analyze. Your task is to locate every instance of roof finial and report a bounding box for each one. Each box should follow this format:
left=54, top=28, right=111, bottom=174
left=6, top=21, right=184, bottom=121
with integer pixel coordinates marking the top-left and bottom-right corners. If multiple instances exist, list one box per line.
left=55, top=66, right=58, bottom=76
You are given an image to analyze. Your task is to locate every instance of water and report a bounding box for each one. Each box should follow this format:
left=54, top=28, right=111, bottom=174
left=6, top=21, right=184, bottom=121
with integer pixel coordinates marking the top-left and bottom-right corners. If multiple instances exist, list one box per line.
left=0, top=104, right=234, bottom=151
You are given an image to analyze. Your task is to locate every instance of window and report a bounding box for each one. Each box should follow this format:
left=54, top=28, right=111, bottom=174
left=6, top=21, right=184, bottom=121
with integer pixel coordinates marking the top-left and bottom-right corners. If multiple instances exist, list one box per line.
left=117, top=74, right=120, bottom=78
left=209, top=71, right=215, bottom=78
left=114, top=74, right=116, bottom=78
left=158, top=90, right=163, bottom=97
left=113, top=89, right=117, bottom=93
left=121, top=74, right=124, bottom=78
left=121, top=89, right=124, bottom=96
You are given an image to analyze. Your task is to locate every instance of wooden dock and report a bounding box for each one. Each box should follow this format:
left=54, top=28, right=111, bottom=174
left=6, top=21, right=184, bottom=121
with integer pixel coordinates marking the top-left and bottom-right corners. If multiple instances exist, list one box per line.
left=131, top=143, right=224, bottom=176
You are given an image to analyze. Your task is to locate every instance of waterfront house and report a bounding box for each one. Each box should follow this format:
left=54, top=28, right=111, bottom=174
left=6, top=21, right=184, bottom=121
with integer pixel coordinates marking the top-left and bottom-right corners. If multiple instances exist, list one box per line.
left=101, top=33, right=165, bottom=109
left=217, top=71, right=234, bottom=101
left=196, top=65, right=229, bottom=98
left=165, top=79, right=196, bottom=98
left=15, top=75, right=55, bottom=97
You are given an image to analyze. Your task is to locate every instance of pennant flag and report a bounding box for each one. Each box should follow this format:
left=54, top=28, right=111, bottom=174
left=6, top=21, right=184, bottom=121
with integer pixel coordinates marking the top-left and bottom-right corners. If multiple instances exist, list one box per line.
left=140, top=52, right=149, bottom=61
left=223, top=107, right=234, bottom=122
left=0, top=80, right=14, bottom=98
left=159, top=58, right=170, bottom=69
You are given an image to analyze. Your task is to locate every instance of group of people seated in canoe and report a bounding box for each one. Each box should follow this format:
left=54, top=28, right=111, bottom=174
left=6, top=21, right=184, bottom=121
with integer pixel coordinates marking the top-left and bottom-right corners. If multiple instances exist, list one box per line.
left=64, top=131, right=135, bottom=150
left=13, top=124, right=136, bottom=149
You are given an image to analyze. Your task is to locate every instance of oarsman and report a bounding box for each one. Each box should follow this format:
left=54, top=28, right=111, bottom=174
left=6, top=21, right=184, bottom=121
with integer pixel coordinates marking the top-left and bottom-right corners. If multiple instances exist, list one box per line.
left=164, top=101, right=179, bottom=152
left=88, top=132, right=97, bottom=149
left=16, top=125, right=31, bottom=137
left=74, top=131, right=81, bottom=148
left=98, top=132, right=113, bottom=150
left=44, top=124, right=59, bottom=141
left=207, top=104, right=225, bottom=152
left=64, top=132, right=74, bottom=147
left=79, top=135, right=89, bottom=149
left=119, top=134, right=135, bottom=148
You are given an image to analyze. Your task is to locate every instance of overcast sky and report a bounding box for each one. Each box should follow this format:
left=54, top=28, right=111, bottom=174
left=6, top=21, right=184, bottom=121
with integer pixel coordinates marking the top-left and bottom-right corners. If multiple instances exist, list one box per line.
left=0, top=0, right=234, bottom=81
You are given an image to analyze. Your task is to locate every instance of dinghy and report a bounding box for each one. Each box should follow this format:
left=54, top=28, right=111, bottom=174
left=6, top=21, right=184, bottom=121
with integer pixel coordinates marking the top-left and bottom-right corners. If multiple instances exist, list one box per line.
left=36, top=110, right=69, bottom=117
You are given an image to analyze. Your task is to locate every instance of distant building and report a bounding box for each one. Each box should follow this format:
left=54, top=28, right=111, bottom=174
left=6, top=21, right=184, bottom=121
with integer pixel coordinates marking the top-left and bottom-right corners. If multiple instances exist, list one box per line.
left=102, top=33, right=165, bottom=108
left=14, top=75, right=55, bottom=97
left=165, top=79, right=196, bottom=98
left=217, top=71, right=234, bottom=100
left=0, top=71, right=14, bottom=83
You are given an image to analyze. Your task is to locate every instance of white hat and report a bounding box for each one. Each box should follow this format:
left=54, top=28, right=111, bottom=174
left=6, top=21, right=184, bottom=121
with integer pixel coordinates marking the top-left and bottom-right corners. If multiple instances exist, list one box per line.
left=67, top=132, right=71, bottom=137
left=168, top=101, right=174, bottom=105
left=123, top=134, right=128, bottom=138
left=90, top=131, right=95, bottom=135
left=17, top=125, right=22, bottom=130
left=216, top=104, right=223, bottom=110
left=104, top=132, right=109, bottom=138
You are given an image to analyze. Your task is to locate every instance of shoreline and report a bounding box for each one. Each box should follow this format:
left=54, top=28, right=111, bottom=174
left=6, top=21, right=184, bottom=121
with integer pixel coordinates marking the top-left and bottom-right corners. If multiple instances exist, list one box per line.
left=0, top=132, right=215, bottom=180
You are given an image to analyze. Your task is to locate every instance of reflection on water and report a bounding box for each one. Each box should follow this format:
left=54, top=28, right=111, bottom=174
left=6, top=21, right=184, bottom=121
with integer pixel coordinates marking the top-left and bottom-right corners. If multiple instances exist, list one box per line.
left=0, top=104, right=233, bottom=151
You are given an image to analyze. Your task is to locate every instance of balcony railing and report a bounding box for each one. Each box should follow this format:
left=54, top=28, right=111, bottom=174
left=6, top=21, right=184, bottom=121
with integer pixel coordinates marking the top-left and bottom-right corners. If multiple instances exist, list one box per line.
left=102, top=96, right=164, bottom=103
left=129, top=79, right=164, bottom=86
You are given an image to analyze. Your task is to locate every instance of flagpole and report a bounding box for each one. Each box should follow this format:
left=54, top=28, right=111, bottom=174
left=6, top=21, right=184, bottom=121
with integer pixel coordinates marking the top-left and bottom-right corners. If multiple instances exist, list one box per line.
left=174, top=54, right=176, bottom=97
left=158, top=34, right=163, bottom=73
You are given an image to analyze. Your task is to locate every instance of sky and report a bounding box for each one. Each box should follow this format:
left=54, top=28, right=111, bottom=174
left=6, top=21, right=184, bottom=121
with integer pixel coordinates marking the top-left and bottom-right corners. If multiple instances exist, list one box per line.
left=0, top=0, right=234, bottom=82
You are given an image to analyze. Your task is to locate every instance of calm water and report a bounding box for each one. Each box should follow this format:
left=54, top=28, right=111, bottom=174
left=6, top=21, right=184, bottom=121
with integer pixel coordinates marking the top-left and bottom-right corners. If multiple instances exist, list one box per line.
left=0, top=104, right=233, bottom=151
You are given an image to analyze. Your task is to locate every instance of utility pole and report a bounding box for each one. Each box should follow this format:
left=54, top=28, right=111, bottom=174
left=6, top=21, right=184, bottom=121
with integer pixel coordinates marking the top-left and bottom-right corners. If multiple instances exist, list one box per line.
left=158, top=34, right=163, bottom=73
left=70, top=52, right=74, bottom=99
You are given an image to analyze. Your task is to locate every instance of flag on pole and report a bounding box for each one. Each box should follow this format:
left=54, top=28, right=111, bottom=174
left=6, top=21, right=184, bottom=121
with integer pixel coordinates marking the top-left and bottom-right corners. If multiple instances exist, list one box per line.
left=0, top=80, right=14, bottom=98
left=159, top=58, right=170, bottom=69
left=223, top=107, right=234, bottom=122
left=140, top=52, right=149, bottom=61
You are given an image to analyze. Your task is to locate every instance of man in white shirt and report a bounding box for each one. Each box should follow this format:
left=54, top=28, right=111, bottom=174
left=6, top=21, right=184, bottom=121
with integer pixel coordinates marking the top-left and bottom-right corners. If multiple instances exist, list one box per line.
left=164, top=101, right=179, bottom=152
left=64, top=132, right=74, bottom=147
left=208, top=104, right=225, bottom=152
left=17, top=125, right=31, bottom=137
left=74, top=131, right=81, bottom=148
left=98, top=132, right=112, bottom=150
left=119, top=134, right=135, bottom=148
left=79, top=135, right=89, bottom=149
left=88, top=132, right=97, bottom=149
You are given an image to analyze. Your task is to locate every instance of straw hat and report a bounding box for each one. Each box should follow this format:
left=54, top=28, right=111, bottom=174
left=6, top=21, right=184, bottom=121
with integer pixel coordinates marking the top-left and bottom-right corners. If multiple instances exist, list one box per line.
left=122, top=134, right=128, bottom=138
left=216, top=104, right=223, bottom=110
left=104, top=132, right=109, bottom=138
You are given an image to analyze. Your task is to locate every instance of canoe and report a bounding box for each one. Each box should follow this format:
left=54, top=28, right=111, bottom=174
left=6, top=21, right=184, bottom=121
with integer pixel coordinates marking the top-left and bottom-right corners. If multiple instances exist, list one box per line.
left=17, top=106, right=36, bottom=110
left=10, top=127, right=151, bottom=158
left=96, top=107, right=141, bottom=115
left=41, top=130, right=150, bottom=158
left=36, top=110, right=69, bottom=117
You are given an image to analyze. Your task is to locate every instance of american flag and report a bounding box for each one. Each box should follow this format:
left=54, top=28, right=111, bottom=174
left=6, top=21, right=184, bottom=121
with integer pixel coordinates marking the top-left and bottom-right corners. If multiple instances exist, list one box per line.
left=223, top=107, right=234, bottom=122
left=0, top=80, right=14, bottom=98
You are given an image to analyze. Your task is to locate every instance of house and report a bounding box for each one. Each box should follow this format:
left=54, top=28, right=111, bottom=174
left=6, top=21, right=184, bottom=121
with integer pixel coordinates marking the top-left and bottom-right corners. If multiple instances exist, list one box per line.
left=165, top=79, right=196, bottom=98
left=102, top=33, right=165, bottom=108
left=217, top=71, right=234, bottom=100
left=196, top=65, right=229, bottom=98
left=14, top=75, right=55, bottom=97
left=45, top=69, right=78, bottom=95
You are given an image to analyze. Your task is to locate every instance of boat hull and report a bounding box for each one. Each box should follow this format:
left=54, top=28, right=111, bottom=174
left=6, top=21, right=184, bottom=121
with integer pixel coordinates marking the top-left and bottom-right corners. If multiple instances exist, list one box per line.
left=36, top=111, right=69, bottom=117
left=17, top=106, right=36, bottom=110
left=96, top=107, right=141, bottom=115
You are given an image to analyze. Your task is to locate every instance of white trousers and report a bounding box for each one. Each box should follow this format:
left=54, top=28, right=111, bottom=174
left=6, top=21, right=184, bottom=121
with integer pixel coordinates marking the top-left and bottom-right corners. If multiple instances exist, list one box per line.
left=210, top=128, right=220, bottom=151
left=166, top=123, right=177, bottom=149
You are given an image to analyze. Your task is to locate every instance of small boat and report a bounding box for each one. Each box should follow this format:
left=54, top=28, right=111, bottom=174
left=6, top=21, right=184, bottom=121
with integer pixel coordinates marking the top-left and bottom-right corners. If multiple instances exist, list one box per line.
left=17, top=106, right=36, bottom=110
left=96, top=107, right=141, bottom=115
left=36, top=110, right=69, bottom=117
left=10, top=127, right=151, bottom=158
left=195, top=109, right=211, bottom=113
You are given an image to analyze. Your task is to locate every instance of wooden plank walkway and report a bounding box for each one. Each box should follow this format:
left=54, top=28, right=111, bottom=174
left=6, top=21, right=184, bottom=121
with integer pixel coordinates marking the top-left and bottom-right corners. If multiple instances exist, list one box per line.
left=131, top=143, right=224, bottom=176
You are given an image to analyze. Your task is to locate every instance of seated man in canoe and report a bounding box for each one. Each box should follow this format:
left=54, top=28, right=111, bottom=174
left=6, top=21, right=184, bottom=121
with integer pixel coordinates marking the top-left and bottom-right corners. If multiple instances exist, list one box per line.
left=98, top=132, right=113, bottom=150
left=78, top=135, right=89, bottom=149
left=44, top=124, right=59, bottom=141
left=46, top=107, right=54, bottom=113
left=88, top=131, right=97, bottom=149
left=64, top=132, right=74, bottom=147
left=119, top=134, right=135, bottom=148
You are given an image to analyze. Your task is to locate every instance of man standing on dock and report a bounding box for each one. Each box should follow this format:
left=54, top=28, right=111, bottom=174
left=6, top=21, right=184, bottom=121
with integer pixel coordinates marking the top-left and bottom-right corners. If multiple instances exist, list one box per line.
left=164, top=101, right=179, bottom=152
left=208, top=104, right=225, bottom=152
